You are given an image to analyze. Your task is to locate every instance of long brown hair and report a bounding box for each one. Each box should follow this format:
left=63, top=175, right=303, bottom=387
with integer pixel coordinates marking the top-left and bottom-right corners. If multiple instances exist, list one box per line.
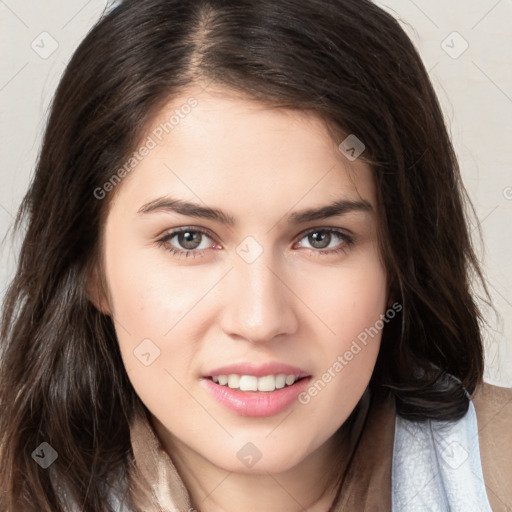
left=0, top=0, right=490, bottom=510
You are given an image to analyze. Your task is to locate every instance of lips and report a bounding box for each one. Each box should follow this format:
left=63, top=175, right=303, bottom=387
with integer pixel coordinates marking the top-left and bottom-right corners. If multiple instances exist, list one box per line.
left=201, top=362, right=312, bottom=416
left=205, top=362, right=311, bottom=380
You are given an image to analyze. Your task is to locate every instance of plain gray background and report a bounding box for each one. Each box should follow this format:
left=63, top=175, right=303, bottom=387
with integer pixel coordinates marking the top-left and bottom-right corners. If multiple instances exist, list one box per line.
left=1, top=0, right=511, bottom=386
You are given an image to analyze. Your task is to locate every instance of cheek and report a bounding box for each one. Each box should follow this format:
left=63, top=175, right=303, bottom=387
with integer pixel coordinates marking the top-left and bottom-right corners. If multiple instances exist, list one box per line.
left=104, top=235, right=208, bottom=336
left=105, top=256, right=206, bottom=420
left=304, top=251, right=388, bottom=350
left=295, top=253, right=387, bottom=410
left=102, top=235, right=208, bottom=394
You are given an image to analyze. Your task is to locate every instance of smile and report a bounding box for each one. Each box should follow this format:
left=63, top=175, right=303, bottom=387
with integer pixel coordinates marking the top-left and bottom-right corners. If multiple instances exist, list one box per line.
left=203, top=376, right=312, bottom=417
left=210, top=374, right=301, bottom=392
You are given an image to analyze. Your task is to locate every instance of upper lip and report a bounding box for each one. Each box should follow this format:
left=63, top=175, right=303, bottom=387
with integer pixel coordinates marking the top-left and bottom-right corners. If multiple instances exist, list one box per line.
left=205, top=362, right=311, bottom=378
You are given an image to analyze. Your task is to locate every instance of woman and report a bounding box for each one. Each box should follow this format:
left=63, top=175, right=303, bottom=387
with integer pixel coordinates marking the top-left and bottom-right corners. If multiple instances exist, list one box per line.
left=1, top=0, right=511, bottom=510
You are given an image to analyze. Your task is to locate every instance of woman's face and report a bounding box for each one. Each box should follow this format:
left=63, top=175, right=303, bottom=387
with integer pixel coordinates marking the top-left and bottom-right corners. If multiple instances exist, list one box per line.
left=93, top=86, right=388, bottom=474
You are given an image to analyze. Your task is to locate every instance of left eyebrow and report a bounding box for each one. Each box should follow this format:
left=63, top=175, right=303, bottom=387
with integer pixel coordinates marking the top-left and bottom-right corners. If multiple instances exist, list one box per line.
left=286, top=198, right=373, bottom=224
left=137, top=196, right=373, bottom=226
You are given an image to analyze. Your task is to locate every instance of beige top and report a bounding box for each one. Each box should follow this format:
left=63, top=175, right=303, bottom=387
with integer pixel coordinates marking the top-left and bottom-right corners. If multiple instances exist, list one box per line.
left=125, top=382, right=512, bottom=511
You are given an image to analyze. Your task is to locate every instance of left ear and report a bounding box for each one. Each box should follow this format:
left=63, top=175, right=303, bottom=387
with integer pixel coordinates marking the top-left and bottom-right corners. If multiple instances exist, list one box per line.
left=385, top=277, right=400, bottom=309
left=86, top=265, right=112, bottom=316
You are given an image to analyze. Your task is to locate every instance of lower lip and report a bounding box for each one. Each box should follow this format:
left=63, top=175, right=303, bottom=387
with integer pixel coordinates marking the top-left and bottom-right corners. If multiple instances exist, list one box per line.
left=202, top=377, right=311, bottom=417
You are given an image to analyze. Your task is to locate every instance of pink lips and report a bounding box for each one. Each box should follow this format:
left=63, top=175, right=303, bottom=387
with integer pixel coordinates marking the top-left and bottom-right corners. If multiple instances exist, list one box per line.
left=205, top=362, right=310, bottom=379
left=201, top=362, right=311, bottom=417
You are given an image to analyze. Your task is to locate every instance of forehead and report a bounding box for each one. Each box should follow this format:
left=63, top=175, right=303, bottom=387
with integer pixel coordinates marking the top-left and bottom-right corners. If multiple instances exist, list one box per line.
left=106, top=86, right=376, bottom=219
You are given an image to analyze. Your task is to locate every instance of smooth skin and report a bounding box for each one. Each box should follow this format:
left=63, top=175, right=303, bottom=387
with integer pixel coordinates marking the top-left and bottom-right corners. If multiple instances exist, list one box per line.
left=89, top=85, right=389, bottom=512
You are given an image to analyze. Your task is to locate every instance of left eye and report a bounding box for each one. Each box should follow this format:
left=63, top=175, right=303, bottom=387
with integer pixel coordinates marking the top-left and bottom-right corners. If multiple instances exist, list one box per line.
left=295, top=228, right=353, bottom=254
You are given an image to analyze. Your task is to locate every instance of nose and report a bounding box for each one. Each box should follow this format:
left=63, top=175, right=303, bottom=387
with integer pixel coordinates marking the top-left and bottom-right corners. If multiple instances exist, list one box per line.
left=219, top=250, right=299, bottom=344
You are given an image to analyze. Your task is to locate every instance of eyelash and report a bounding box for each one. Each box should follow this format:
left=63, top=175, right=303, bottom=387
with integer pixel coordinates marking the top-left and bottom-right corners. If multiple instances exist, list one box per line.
left=156, top=227, right=354, bottom=259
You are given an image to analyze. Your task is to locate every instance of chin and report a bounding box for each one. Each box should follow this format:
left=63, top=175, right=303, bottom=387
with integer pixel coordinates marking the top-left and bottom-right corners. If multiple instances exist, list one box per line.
left=206, top=439, right=315, bottom=475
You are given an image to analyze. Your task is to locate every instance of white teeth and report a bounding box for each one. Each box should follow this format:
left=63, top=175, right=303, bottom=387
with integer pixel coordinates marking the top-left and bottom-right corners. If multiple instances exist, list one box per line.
left=257, top=375, right=276, bottom=392
left=285, top=375, right=296, bottom=386
left=239, top=375, right=258, bottom=391
left=211, top=374, right=299, bottom=392
left=275, top=374, right=287, bottom=389
left=227, top=374, right=240, bottom=388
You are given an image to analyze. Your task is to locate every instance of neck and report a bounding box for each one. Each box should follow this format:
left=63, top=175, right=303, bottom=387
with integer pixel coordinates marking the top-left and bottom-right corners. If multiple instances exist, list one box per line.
left=152, top=422, right=350, bottom=512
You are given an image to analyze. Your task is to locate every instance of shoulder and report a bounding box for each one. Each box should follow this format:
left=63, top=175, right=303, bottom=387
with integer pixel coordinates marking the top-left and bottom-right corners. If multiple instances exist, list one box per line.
left=471, top=381, right=512, bottom=512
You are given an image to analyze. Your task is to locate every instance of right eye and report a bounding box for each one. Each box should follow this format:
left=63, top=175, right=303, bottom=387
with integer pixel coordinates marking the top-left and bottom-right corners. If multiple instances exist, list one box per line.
left=157, top=227, right=218, bottom=258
